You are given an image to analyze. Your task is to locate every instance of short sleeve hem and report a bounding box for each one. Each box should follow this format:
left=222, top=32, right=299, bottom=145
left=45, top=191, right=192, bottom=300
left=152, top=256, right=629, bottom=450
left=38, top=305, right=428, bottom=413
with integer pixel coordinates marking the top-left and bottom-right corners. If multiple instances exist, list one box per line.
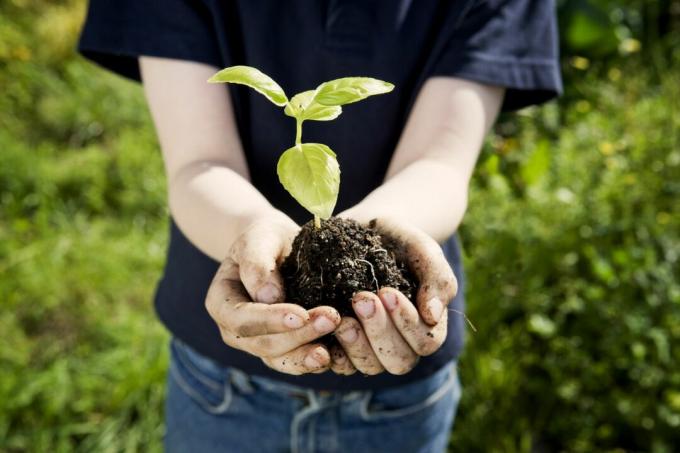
left=77, top=0, right=224, bottom=82
left=430, top=52, right=563, bottom=111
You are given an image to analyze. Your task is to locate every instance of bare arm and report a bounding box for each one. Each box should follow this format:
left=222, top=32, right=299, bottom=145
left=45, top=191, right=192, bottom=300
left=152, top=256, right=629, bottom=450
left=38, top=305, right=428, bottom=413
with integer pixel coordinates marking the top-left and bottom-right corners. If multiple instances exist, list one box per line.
left=341, top=77, right=504, bottom=242
left=332, top=78, right=504, bottom=376
left=140, top=56, right=292, bottom=262
left=141, top=56, right=340, bottom=375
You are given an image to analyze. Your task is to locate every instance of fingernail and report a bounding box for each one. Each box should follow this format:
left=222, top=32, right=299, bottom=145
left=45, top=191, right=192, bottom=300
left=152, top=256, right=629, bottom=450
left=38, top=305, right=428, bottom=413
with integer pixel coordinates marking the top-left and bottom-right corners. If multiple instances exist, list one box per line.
left=338, top=327, right=358, bottom=344
left=256, top=283, right=280, bottom=304
left=382, top=292, right=398, bottom=311
left=313, top=316, right=336, bottom=333
left=354, top=298, right=375, bottom=319
left=426, top=297, right=443, bottom=323
left=284, top=313, right=304, bottom=329
left=304, top=354, right=322, bottom=368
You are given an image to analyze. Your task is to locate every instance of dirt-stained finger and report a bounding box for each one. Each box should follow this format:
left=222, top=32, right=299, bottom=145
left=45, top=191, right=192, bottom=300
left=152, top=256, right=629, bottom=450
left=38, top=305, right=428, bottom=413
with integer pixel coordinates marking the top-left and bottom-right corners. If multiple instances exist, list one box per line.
left=229, top=223, right=293, bottom=304
left=370, top=218, right=457, bottom=326
left=236, top=306, right=340, bottom=358
left=352, top=291, right=419, bottom=375
left=205, top=260, right=310, bottom=336
left=262, top=343, right=330, bottom=375
left=378, top=287, right=448, bottom=357
left=334, top=317, right=384, bottom=375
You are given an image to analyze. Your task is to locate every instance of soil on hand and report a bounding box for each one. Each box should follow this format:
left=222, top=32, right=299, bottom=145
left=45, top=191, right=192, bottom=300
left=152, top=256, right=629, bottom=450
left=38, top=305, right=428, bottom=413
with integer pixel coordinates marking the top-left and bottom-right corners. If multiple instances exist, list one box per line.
left=280, top=217, right=418, bottom=317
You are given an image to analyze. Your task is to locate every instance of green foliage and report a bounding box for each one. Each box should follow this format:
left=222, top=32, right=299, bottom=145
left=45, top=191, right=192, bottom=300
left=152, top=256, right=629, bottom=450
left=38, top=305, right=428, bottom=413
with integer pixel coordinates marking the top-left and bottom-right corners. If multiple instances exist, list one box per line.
left=1, top=1, right=679, bottom=452
left=1, top=1, right=168, bottom=451
left=277, top=143, right=341, bottom=220
left=451, top=52, right=680, bottom=452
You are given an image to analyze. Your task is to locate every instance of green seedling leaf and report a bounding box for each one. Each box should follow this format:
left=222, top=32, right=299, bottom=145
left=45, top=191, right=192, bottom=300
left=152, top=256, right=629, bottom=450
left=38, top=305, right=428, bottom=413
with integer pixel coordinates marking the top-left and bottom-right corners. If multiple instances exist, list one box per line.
left=314, top=77, right=394, bottom=106
left=208, top=64, right=394, bottom=223
left=208, top=65, right=288, bottom=106
left=284, top=90, right=342, bottom=121
left=277, top=143, right=340, bottom=219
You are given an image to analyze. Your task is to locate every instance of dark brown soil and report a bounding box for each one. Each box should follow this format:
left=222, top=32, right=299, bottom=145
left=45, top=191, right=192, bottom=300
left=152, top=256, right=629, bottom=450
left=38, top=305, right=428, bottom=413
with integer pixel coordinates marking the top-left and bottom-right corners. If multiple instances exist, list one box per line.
left=280, top=217, right=418, bottom=317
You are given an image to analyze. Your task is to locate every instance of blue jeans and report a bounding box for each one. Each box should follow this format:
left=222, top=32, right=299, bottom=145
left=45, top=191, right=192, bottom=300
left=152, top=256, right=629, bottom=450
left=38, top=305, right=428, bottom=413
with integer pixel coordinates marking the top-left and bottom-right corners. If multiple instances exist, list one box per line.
left=165, top=339, right=462, bottom=453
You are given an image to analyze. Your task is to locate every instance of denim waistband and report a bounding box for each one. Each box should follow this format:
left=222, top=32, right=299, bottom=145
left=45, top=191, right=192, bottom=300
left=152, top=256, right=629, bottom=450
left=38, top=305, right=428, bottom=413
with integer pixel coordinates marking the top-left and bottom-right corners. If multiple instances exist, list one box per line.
left=171, top=338, right=455, bottom=402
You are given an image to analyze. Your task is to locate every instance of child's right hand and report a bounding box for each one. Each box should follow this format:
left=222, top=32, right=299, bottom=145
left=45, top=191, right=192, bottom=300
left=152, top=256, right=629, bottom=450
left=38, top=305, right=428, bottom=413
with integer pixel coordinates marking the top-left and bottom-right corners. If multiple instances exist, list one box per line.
left=204, top=211, right=341, bottom=375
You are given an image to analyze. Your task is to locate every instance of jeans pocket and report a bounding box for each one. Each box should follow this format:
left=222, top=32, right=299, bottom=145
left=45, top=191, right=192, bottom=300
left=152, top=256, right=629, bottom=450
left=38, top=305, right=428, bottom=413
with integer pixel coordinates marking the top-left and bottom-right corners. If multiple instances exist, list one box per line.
left=169, top=339, right=233, bottom=415
left=360, top=362, right=460, bottom=421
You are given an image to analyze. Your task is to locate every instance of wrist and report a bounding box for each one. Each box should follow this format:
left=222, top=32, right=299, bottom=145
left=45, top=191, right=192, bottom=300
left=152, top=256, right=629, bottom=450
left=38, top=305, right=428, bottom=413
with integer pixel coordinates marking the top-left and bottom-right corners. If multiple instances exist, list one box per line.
left=238, top=208, right=299, bottom=237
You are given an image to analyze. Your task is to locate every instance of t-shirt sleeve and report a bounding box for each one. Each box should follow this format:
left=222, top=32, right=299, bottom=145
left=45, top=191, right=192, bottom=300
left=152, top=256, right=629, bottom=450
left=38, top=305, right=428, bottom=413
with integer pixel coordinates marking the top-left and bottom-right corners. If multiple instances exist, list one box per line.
left=431, top=0, right=563, bottom=111
left=78, top=0, right=224, bottom=81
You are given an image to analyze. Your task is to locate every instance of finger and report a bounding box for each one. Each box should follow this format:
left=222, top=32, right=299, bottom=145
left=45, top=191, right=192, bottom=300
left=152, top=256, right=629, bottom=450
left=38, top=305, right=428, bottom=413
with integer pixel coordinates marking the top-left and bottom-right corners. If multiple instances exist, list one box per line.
left=335, top=317, right=384, bottom=375
left=371, top=219, right=457, bottom=325
left=352, top=291, right=419, bottom=375
left=378, top=287, right=448, bottom=357
left=231, top=306, right=340, bottom=358
left=230, top=222, right=295, bottom=304
left=330, top=343, right=357, bottom=376
left=262, top=343, right=330, bottom=375
left=205, top=259, right=309, bottom=336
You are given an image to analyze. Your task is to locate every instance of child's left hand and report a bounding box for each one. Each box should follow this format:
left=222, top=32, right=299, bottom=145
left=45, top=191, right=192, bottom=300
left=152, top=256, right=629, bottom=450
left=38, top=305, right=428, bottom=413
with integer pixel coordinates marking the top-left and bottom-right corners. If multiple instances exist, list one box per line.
left=329, top=218, right=458, bottom=376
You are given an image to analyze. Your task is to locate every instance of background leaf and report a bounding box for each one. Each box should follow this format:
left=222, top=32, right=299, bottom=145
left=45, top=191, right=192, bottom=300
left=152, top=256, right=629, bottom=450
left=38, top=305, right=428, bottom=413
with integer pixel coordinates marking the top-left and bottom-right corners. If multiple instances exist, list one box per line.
left=208, top=65, right=288, bottom=106
left=284, top=90, right=342, bottom=121
left=314, top=77, right=394, bottom=106
left=521, top=139, right=551, bottom=186
left=276, top=143, right=340, bottom=219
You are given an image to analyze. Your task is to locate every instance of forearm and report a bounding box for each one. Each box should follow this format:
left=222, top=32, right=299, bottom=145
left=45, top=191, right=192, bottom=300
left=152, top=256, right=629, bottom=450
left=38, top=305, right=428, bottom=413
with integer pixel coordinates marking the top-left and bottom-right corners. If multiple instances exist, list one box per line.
left=341, top=78, right=504, bottom=242
left=169, top=161, right=293, bottom=261
left=341, top=158, right=469, bottom=243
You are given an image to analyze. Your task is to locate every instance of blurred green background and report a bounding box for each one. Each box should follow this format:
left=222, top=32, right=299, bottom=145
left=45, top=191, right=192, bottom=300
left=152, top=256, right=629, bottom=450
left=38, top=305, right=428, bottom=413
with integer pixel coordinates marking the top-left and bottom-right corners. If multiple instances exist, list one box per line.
left=1, top=0, right=678, bottom=451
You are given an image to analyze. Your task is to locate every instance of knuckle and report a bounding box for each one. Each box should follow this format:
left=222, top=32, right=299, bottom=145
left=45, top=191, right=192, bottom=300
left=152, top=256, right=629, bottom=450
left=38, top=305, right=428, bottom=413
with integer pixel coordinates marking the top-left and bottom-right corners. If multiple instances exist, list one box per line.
left=414, top=334, right=442, bottom=356
left=339, top=316, right=361, bottom=331
left=219, top=329, right=235, bottom=347
left=358, top=364, right=384, bottom=376
left=292, top=325, right=317, bottom=345
left=385, top=357, right=418, bottom=375
left=339, top=365, right=356, bottom=376
left=442, top=273, right=458, bottom=300
left=205, top=297, right=218, bottom=320
left=253, top=336, right=274, bottom=353
left=229, top=235, right=248, bottom=261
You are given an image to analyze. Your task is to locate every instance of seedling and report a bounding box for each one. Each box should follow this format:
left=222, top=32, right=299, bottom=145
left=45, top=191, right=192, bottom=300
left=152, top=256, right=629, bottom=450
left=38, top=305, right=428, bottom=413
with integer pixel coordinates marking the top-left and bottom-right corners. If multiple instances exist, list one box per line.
left=208, top=66, right=394, bottom=228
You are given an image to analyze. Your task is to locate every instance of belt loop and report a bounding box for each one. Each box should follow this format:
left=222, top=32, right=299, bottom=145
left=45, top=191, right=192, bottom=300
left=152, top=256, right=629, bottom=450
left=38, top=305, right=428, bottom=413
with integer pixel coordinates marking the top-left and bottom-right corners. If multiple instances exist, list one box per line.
left=229, top=367, right=255, bottom=394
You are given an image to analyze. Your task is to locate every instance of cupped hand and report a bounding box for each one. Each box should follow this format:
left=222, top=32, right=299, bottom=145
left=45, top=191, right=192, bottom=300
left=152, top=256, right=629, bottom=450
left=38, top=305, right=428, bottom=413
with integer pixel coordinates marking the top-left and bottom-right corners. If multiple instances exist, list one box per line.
left=330, top=217, right=458, bottom=376
left=205, top=211, right=341, bottom=375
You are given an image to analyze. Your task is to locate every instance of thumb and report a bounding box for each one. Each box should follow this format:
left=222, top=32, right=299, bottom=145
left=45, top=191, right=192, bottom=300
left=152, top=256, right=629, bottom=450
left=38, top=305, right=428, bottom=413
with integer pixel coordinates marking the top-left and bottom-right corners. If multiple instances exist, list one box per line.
left=230, top=221, right=294, bottom=304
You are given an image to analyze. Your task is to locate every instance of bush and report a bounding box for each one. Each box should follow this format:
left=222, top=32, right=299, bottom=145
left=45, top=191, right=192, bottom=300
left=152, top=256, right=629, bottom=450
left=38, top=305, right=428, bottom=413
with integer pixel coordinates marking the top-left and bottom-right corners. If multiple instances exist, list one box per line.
left=451, top=53, right=680, bottom=452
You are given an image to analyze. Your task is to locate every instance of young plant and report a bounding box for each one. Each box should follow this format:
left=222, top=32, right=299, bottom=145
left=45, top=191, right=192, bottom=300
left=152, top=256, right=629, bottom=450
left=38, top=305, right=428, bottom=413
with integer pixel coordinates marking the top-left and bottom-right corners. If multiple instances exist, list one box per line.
left=208, top=66, right=394, bottom=228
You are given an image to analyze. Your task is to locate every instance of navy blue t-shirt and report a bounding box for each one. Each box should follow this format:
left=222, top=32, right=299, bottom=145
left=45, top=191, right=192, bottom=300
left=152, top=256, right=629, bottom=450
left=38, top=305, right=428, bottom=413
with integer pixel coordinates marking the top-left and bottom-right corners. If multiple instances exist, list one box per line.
left=79, top=0, right=562, bottom=390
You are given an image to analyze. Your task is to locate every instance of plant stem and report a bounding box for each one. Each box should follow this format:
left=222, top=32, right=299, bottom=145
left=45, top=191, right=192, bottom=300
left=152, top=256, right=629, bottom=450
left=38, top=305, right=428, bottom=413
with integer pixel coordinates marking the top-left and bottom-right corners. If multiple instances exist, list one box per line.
left=296, top=119, right=320, bottom=229
left=295, top=119, right=302, bottom=146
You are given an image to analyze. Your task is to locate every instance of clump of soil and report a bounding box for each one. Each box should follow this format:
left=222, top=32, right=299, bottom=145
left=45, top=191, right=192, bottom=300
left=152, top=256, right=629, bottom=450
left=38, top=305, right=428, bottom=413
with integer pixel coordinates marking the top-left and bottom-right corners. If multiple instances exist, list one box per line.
left=280, top=217, right=418, bottom=316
